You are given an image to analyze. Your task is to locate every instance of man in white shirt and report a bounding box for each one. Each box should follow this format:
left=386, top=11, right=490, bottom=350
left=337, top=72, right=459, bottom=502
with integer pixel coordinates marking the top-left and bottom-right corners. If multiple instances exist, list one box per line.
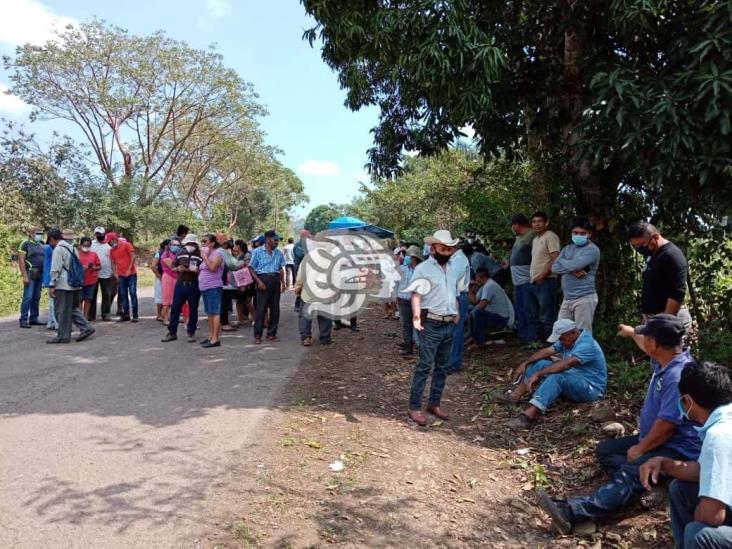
left=405, top=230, right=464, bottom=426
left=448, top=244, right=471, bottom=373
left=282, top=237, right=296, bottom=288
left=89, top=226, right=116, bottom=321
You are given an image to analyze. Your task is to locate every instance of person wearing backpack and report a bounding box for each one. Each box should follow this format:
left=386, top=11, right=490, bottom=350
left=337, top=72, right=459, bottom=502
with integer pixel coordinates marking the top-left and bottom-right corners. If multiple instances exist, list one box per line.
left=47, top=229, right=95, bottom=344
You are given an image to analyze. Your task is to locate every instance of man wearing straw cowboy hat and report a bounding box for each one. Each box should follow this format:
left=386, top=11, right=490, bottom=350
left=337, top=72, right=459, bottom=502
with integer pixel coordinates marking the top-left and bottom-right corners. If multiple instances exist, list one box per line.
left=405, top=230, right=466, bottom=426
left=47, top=228, right=95, bottom=344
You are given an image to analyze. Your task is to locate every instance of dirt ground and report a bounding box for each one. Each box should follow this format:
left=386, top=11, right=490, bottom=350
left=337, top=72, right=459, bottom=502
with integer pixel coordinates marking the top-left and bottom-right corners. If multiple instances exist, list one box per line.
left=206, top=305, right=673, bottom=549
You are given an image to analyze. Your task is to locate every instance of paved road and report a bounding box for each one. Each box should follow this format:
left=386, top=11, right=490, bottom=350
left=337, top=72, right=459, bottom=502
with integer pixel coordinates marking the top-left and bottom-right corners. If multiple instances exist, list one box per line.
left=0, top=288, right=303, bottom=548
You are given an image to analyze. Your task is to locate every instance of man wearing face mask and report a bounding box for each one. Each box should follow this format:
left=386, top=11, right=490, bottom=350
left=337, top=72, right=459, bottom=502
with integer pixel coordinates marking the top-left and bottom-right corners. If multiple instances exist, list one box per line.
left=404, top=230, right=464, bottom=426
left=536, top=314, right=701, bottom=535
left=628, top=221, right=692, bottom=334
left=639, top=361, right=732, bottom=549
left=89, top=227, right=115, bottom=321
left=551, top=218, right=601, bottom=333
left=17, top=227, right=46, bottom=328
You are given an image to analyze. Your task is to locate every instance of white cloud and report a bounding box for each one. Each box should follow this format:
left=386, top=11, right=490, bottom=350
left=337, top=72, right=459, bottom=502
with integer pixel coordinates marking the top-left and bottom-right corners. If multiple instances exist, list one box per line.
left=0, top=83, right=31, bottom=115
left=297, top=160, right=341, bottom=177
left=207, top=0, right=231, bottom=18
left=0, top=0, right=76, bottom=47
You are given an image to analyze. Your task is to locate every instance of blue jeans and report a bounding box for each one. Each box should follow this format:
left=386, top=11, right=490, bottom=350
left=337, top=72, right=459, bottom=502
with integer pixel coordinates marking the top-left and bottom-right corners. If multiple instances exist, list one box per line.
left=410, top=320, right=453, bottom=410
left=168, top=281, right=200, bottom=336
left=669, top=479, right=732, bottom=549
left=526, top=278, right=558, bottom=342
left=568, top=435, right=684, bottom=520
left=513, top=283, right=536, bottom=343
left=20, top=277, right=43, bottom=323
left=470, top=308, right=509, bottom=344
left=449, top=292, right=469, bottom=370
left=118, top=274, right=138, bottom=318
left=526, top=359, right=603, bottom=412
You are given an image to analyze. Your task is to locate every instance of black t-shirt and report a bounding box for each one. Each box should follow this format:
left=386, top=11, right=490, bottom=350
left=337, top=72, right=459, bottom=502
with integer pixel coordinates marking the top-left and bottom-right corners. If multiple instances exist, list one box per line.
left=174, top=252, right=203, bottom=283
left=641, top=242, right=688, bottom=315
left=20, top=240, right=45, bottom=271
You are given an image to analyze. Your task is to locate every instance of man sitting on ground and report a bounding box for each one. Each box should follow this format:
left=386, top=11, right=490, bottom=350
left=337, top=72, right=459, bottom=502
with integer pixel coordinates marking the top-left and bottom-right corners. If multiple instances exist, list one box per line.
left=467, top=268, right=514, bottom=346
left=536, top=314, right=701, bottom=534
left=640, top=361, right=732, bottom=549
left=500, top=319, right=606, bottom=429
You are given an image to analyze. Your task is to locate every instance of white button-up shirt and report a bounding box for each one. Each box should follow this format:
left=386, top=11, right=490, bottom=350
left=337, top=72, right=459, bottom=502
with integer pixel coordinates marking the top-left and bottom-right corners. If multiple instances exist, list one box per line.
left=406, top=257, right=462, bottom=315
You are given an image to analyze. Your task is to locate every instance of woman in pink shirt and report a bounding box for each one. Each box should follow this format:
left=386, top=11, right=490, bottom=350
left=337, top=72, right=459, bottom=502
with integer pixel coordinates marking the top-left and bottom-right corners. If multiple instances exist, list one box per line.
left=160, top=238, right=181, bottom=324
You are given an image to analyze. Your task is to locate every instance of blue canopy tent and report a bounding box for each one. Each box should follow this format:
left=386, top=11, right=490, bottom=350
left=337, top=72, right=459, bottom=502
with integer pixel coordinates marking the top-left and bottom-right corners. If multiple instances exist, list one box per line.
left=326, top=216, right=395, bottom=239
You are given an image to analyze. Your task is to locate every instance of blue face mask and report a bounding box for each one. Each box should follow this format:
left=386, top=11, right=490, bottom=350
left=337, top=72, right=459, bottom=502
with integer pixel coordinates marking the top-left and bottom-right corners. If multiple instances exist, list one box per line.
left=34, top=234, right=44, bottom=242
left=677, top=396, right=690, bottom=421
left=403, top=256, right=412, bottom=266
left=170, top=245, right=180, bottom=253
left=572, top=234, right=589, bottom=246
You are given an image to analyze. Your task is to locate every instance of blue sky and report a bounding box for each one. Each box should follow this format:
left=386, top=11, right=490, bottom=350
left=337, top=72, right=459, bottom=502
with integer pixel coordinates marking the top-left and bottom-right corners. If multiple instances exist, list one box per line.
left=0, top=0, right=380, bottom=217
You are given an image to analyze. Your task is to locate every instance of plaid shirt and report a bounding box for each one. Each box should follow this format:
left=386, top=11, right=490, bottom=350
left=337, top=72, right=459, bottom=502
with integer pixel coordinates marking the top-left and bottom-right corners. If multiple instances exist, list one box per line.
left=248, top=246, right=286, bottom=274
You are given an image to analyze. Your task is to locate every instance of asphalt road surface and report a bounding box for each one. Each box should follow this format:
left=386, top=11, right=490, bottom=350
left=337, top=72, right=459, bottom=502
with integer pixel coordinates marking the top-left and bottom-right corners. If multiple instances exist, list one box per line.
left=0, top=288, right=303, bottom=548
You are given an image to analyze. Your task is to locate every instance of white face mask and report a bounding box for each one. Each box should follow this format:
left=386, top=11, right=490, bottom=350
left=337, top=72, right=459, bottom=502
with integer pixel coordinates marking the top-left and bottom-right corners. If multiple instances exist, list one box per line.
left=81, top=246, right=91, bottom=252
left=185, top=245, right=195, bottom=253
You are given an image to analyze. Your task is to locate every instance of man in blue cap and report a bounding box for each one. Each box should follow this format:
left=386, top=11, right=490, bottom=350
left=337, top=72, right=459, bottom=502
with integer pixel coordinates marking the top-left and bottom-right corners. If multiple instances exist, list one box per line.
left=248, top=229, right=287, bottom=344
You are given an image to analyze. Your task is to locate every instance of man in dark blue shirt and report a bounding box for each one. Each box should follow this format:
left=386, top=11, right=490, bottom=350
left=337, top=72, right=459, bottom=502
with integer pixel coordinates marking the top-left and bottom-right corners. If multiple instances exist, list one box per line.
left=536, top=315, right=701, bottom=534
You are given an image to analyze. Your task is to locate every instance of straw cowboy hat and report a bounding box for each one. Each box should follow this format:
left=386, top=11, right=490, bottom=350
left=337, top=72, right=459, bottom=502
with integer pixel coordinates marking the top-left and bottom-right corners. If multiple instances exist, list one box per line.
left=423, top=229, right=459, bottom=247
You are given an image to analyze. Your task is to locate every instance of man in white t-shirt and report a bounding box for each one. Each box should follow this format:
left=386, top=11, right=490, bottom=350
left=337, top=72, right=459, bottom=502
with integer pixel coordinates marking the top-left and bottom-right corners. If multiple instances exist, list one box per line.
left=89, top=226, right=116, bottom=321
left=282, top=237, right=296, bottom=288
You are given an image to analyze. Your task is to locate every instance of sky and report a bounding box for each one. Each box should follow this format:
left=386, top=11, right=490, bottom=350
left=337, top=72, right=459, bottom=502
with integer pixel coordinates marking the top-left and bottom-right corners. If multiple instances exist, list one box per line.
left=0, top=0, right=381, bottom=217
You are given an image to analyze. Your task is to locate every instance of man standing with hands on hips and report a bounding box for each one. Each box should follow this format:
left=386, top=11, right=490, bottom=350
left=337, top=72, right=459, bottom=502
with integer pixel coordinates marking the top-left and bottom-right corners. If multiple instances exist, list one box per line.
left=248, top=229, right=287, bottom=344
left=405, top=230, right=465, bottom=426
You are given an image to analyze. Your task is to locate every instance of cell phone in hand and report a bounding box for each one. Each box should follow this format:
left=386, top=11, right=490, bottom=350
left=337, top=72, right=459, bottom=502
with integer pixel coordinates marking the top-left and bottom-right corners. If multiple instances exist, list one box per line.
left=512, top=373, right=524, bottom=386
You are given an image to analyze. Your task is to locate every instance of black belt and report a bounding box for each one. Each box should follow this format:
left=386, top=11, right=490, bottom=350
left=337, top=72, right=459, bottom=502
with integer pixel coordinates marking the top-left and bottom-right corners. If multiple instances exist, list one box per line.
left=258, top=272, right=280, bottom=277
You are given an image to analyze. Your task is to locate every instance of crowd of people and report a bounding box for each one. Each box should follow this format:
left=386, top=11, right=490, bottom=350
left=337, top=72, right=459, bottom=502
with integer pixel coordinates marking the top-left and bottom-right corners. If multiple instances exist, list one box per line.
left=14, top=213, right=730, bottom=547
left=397, top=215, right=730, bottom=548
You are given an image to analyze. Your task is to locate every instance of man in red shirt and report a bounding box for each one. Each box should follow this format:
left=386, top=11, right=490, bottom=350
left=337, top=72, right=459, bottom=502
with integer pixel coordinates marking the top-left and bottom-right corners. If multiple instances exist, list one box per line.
left=106, top=232, right=138, bottom=322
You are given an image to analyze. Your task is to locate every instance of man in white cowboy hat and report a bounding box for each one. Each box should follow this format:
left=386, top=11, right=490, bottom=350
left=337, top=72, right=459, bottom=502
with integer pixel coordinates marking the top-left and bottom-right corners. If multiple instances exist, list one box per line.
left=405, top=229, right=466, bottom=426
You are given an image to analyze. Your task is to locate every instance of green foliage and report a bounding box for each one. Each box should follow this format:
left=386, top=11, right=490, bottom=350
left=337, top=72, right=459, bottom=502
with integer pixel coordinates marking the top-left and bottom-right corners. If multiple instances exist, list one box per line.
left=0, top=224, right=24, bottom=317
left=304, top=204, right=344, bottom=234
left=302, top=0, right=731, bottom=227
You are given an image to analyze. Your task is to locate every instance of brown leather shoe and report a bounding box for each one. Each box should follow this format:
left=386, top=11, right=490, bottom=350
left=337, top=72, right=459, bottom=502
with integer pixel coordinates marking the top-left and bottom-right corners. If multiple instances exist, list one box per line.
left=408, top=410, right=428, bottom=426
left=426, top=405, right=449, bottom=420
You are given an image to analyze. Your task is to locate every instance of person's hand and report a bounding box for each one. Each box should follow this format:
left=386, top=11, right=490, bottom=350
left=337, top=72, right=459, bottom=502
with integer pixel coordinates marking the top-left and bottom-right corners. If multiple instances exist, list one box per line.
left=453, top=312, right=460, bottom=325
left=281, top=282, right=287, bottom=293
left=513, top=362, right=528, bottom=379
left=413, top=315, right=424, bottom=332
left=533, top=277, right=544, bottom=285
left=627, top=444, right=644, bottom=463
left=572, top=270, right=587, bottom=278
left=257, top=280, right=266, bottom=291
left=526, top=373, right=541, bottom=391
left=639, top=457, right=667, bottom=491
left=22, top=275, right=30, bottom=286
left=49, top=287, right=56, bottom=298
left=617, top=324, right=635, bottom=338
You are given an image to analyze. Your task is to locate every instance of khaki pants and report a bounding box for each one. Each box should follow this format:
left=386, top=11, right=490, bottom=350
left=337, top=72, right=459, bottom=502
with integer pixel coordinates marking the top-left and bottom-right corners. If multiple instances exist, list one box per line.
left=557, top=292, right=598, bottom=333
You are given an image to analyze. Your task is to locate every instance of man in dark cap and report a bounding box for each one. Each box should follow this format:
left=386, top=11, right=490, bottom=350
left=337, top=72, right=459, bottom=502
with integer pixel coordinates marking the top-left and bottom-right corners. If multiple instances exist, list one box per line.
left=247, top=229, right=287, bottom=344
left=535, top=314, right=701, bottom=535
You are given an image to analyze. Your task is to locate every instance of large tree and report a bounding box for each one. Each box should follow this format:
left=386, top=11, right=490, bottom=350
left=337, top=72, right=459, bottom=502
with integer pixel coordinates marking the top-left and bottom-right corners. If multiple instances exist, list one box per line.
left=4, top=20, right=266, bottom=205
left=302, top=0, right=732, bottom=228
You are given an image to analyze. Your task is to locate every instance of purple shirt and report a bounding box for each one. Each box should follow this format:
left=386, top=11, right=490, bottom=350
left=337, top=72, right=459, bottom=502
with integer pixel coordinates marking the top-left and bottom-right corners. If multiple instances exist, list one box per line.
left=198, top=248, right=225, bottom=292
